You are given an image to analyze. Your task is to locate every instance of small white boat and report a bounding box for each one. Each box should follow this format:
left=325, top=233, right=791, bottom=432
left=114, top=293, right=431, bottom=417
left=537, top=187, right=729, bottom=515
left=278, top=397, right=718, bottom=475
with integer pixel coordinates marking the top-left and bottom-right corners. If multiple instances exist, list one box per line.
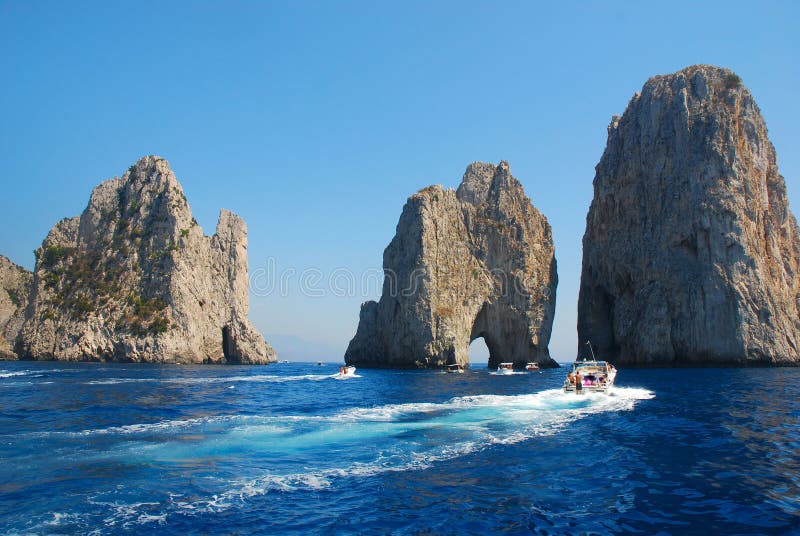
left=315, top=361, right=325, bottom=366
left=564, top=342, right=617, bottom=394
left=337, top=365, right=356, bottom=377
left=445, top=363, right=464, bottom=374
left=525, top=362, right=539, bottom=371
left=496, top=362, right=514, bottom=375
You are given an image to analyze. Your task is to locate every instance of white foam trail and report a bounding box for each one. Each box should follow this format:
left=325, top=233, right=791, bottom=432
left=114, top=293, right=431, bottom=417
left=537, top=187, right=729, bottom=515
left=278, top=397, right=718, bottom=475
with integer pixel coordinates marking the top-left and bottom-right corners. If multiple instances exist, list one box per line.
left=0, top=370, right=34, bottom=378
left=0, top=369, right=68, bottom=378
left=163, top=387, right=656, bottom=514
left=27, top=387, right=652, bottom=442
left=85, top=374, right=334, bottom=385
left=26, top=386, right=654, bottom=527
left=331, top=373, right=362, bottom=380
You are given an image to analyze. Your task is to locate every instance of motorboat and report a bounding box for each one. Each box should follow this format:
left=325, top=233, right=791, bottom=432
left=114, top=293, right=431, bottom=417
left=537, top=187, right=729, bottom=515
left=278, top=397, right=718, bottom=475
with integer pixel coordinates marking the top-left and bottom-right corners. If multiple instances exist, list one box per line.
left=315, top=361, right=325, bottom=366
left=525, top=362, right=539, bottom=371
left=445, top=363, right=464, bottom=373
left=496, top=362, right=514, bottom=375
left=564, top=342, right=617, bottom=394
left=336, top=365, right=356, bottom=377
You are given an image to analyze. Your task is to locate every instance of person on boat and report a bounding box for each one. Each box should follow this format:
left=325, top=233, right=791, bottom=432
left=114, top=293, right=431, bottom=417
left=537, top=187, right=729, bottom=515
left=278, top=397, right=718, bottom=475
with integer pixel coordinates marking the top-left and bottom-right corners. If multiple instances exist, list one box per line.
left=575, top=372, right=583, bottom=394
left=567, top=372, right=575, bottom=385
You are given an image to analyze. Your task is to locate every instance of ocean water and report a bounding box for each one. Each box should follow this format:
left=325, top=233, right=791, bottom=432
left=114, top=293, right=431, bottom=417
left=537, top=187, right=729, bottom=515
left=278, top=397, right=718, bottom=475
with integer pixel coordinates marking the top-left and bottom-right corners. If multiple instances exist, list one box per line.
left=0, top=362, right=798, bottom=535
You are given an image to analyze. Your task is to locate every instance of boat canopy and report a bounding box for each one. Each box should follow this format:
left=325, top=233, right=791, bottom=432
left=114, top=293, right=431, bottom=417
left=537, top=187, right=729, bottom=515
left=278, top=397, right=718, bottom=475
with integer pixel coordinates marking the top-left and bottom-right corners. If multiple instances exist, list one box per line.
left=572, top=360, right=609, bottom=368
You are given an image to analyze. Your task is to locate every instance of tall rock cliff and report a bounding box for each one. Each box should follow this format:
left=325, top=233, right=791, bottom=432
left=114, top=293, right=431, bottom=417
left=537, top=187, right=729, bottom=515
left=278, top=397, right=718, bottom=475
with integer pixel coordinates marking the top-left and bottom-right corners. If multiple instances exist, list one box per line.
left=0, top=256, right=32, bottom=359
left=345, top=161, right=558, bottom=369
left=578, top=65, right=800, bottom=366
left=17, top=156, right=276, bottom=364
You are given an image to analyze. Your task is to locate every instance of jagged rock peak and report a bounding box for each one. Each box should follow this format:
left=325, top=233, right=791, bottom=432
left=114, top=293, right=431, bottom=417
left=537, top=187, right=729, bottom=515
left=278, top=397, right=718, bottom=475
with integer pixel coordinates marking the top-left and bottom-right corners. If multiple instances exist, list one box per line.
left=0, top=256, right=32, bottom=359
left=345, top=161, right=558, bottom=369
left=17, top=156, right=276, bottom=364
left=578, top=65, right=800, bottom=366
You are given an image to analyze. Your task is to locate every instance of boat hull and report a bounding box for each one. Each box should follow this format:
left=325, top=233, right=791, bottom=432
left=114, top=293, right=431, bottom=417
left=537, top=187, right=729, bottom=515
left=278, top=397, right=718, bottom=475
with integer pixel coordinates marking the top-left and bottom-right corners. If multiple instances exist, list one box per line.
left=563, top=361, right=617, bottom=394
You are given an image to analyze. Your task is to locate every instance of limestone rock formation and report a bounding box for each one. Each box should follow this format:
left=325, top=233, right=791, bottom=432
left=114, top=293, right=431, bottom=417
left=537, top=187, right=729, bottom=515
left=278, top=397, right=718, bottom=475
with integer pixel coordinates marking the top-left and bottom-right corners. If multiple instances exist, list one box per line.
left=16, top=156, right=276, bottom=364
left=578, top=65, right=800, bottom=366
left=0, top=256, right=32, bottom=359
left=345, top=161, right=558, bottom=369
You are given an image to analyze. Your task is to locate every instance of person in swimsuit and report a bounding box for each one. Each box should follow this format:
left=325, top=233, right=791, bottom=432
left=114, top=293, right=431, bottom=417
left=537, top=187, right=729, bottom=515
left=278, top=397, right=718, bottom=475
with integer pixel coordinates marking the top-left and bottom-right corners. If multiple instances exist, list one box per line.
left=575, top=371, right=583, bottom=394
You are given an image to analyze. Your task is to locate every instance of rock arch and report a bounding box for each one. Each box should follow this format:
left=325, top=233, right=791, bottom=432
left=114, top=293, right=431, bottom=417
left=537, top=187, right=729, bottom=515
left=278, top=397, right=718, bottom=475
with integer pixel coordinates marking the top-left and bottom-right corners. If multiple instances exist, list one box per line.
left=345, top=161, right=558, bottom=369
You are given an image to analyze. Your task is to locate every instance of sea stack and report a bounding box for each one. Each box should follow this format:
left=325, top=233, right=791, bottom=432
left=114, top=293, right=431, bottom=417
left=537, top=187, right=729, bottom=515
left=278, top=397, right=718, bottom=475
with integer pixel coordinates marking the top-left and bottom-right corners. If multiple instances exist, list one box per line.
left=345, top=161, right=558, bottom=369
left=16, top=156, right=276, bottom=363
left=578, top=65, right=800, bottom=366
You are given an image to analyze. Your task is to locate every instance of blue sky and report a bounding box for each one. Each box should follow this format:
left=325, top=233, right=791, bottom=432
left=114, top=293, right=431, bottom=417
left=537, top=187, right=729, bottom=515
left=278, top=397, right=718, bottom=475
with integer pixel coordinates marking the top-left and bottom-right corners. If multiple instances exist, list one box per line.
left=1, top=1, right=797, bottom=362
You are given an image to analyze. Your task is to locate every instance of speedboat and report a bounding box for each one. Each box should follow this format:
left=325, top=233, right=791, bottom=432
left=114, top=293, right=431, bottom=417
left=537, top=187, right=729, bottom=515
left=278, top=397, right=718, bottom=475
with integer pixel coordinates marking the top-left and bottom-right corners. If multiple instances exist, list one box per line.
left=496, top=362, right=514, bottom=375
left=563, top=359, right=616, bottom=393
left=564, top=341, right=617, bottom=394
left=525, top=362, right=539, bottom=371
left=445, top=363, right=464, bottom=373
left=336, top=365, right=356, bottom=377
left=315, top=361, right=324, bottom=366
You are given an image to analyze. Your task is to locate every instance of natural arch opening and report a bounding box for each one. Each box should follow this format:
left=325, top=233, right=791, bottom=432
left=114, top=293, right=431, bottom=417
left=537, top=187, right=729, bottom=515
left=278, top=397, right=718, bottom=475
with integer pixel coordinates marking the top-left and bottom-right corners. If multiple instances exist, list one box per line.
left=470, top=303, right=503, bottom=368
left=468, top=336, right=490, bottom=367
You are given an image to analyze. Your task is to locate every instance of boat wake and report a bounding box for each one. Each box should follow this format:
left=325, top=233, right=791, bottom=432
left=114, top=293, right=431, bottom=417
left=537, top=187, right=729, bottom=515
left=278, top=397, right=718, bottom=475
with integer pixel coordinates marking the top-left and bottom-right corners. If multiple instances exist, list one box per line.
left=33, top=387, right=654, bottom=529
left=332, top=373, right=361, bottom=380
left=85, top=374, right=338, bottom=386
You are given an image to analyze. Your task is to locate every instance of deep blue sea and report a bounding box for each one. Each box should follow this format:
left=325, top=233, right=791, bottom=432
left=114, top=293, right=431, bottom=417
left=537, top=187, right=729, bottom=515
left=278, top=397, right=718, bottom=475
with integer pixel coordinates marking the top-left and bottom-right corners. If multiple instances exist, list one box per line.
left=1, top=361, right=799, bottom=535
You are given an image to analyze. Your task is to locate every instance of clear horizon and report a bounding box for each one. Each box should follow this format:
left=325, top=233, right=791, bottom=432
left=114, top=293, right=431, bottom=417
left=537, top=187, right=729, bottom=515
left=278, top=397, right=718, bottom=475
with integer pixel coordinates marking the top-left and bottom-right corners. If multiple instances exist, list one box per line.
left=1, top=1, right=797, bottom=363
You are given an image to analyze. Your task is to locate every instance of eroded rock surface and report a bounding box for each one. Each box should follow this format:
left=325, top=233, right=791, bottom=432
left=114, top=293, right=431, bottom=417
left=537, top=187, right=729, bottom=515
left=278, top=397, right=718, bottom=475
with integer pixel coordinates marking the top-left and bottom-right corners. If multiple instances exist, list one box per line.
left=0, top=256, right=32, bottom=359
left=16, top=156, right=275, bottom=363
left=345, top=161, right=557, bottom=369
left=578, top=65, right=800, bottom=365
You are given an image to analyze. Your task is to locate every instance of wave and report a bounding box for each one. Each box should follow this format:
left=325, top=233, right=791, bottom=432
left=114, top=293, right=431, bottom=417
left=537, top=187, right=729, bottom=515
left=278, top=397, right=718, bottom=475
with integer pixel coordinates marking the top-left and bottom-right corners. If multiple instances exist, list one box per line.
left=85, top=373, right=338, bottom=386
left=0, top=368, right=70, bottom=379
left=0, top=371, right=31, bottom=378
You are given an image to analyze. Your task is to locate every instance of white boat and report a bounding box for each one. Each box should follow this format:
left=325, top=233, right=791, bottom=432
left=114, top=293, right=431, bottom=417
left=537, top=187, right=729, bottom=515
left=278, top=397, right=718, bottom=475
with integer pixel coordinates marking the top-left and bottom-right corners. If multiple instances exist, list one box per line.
left=445, top=363, right=464, bottom=374
left=564, top=342, right=616, bottom=394
left=315, top=361, right=324, bottom=366
left=496, top=362, right=514, bottom=375
left=525, top=362, right=539, bottom=371
left=337, top=365, right=356, bottom=377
